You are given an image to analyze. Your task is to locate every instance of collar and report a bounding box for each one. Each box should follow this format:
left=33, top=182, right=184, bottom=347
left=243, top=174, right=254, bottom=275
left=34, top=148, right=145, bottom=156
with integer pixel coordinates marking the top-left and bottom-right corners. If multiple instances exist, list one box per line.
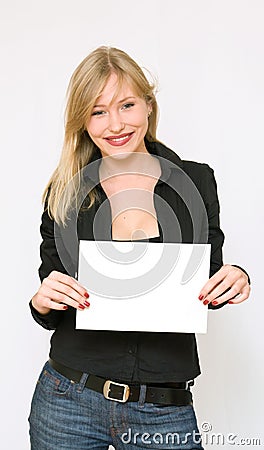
left=145, top=139, right=183, bottom=182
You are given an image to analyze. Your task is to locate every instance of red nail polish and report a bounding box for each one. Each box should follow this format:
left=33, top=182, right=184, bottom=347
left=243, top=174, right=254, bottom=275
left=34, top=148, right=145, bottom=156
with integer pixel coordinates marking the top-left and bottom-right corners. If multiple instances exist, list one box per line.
left=198, top=294, right=204, bottom=300
left=84, top=301, right=90, bottom=307
left=63, top=305, right=68, bottom=310
left=228, top=301, right=234, bottom=304
left=212, top=301, right=218, bottom=305
left=84, top=292, right=89, bottom=298
left=79, top=304, right=85, bottom=310
left=203, top=300, right=209, bottom=305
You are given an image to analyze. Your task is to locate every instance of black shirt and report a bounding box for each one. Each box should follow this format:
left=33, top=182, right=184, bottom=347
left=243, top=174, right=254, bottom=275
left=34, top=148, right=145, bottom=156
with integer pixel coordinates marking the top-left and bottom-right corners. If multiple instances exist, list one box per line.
left=30, top=140, right=226, bottom=383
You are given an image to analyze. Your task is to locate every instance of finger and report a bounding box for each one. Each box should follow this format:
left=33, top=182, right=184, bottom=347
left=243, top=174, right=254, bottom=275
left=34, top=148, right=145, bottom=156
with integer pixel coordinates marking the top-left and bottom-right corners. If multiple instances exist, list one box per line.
left=198, top=267, right=228, bottom=300
left=39, top=285, right=87, bottom=310
left=228, top=285, right=251, bottom=304
left=198, top=264, right=248, bottom=301
left=204, top=272, right=247, bottom=302
left=36, top=295, right=69, bottom=311
left=42, top=278, right=88, bottom=306
left=48, top=271, right=89, bottom=298
left=205, top=280, right=244, bottom=305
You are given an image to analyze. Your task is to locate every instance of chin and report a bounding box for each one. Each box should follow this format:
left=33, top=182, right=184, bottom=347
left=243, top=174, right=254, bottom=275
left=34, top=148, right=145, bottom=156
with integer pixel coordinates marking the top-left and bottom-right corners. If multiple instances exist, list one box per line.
left=105, top=150, right=133, bottom=160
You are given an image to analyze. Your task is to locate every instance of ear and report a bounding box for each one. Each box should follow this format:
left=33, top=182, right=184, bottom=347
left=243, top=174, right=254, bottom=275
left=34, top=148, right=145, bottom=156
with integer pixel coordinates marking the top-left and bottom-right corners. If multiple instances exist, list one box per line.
left=147, top=104, right=152, bottom=117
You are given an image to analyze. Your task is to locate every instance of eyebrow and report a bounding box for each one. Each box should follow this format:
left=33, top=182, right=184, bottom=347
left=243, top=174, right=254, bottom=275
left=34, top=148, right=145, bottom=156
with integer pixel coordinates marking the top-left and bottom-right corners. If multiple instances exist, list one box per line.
left=93, top=96, right=136, bottom=108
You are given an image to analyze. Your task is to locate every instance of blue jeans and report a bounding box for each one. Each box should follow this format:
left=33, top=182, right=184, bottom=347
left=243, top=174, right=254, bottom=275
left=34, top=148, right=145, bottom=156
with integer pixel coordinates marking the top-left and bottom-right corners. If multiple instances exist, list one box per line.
left=28, top=361, right=204, bottom=449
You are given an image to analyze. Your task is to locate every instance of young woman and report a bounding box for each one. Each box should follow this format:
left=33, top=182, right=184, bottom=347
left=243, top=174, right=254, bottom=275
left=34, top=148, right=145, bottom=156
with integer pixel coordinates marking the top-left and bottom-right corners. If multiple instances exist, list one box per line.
left=29, top=46, right=250, bottom=450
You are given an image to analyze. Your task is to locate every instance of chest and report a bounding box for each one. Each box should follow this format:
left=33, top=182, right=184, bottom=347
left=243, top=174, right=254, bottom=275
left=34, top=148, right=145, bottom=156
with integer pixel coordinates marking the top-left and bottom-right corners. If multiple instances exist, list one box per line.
left=100, top=174, right=160, bottom=240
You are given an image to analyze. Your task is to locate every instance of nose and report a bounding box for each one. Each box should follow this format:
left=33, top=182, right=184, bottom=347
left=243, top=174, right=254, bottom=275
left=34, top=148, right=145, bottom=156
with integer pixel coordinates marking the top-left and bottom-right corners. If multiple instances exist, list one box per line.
left=108, top=111, right=125, bottom=134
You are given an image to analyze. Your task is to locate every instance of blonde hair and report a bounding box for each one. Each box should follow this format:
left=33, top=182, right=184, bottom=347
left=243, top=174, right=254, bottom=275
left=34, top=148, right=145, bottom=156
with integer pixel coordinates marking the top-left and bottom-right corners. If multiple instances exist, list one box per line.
left=44, top=46, right=159, bottom=225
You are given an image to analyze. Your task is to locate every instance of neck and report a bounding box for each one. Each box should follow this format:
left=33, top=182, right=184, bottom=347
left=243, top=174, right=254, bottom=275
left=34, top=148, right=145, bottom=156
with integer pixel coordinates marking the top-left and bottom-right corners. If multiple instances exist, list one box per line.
left=99, top=147, right=154, bottom=178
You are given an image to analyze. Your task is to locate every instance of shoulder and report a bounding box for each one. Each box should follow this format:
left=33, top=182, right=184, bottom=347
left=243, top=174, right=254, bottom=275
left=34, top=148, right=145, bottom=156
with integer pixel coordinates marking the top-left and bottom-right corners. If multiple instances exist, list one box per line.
left=181, top=159, right=213, bottom=175
left=181, top=160, right=219, bottom=198
left=181, top=160, right=215, bottom=184
left=148, top=140, right=217, bottom=189
left=151, top=140, right=214, bottom=175
left=179, top=160, right=220, bottom=210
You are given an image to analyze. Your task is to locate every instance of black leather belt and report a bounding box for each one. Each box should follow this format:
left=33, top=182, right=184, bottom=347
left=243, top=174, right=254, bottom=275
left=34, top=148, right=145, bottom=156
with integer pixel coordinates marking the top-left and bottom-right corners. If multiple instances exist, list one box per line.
left=49, top=359, right=193, bottom=406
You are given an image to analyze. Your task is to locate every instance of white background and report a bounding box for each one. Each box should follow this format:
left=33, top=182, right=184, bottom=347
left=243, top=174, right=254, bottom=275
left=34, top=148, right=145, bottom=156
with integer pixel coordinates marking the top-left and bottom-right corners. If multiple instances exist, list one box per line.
left=1, top=1, right=263, bottom=449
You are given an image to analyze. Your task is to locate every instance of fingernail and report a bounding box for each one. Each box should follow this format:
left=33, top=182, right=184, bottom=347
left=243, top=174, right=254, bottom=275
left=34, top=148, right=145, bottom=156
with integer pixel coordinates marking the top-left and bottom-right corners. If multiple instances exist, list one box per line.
left=84, top=301, right=90, bottom=307
left=212, top=301, right=218, bottom=305
left=84, top=292, right=89, bottom=298
left=198, top=294, right=204, bottom=300
left=63, top=305, right=68, bottom=310
left=78, top=304, right=85, bottom=310
left=228, top=301, right=234, bottom=304
left=203, top=300, right=209, bottom=305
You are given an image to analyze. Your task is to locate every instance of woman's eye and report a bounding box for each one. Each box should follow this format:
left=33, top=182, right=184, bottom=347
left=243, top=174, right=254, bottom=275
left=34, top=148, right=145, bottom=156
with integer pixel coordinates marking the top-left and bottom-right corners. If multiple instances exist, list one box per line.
left=91, top=110, right=105, bottom=116
left=122, top=103, right=135, bottom=110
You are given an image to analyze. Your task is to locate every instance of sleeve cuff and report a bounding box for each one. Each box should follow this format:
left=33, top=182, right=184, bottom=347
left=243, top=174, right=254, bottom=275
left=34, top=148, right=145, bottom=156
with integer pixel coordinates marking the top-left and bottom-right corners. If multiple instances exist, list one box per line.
left=29, top=300, right=60, bottom=330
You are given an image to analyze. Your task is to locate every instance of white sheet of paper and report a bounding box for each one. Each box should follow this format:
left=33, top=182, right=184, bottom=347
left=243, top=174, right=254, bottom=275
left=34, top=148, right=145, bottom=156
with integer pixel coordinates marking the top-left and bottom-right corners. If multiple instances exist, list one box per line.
left=76, top=241, right=211, bottom=333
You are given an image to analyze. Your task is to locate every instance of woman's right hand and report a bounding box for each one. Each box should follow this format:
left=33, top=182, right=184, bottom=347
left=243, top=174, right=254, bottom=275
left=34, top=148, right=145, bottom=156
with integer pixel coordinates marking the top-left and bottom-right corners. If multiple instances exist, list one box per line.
left=31, top=270, right=90, bottom=315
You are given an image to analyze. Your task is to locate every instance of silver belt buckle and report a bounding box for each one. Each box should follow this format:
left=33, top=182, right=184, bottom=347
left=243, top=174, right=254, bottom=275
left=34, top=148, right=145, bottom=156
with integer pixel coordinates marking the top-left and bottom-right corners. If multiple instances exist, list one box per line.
left=103, top=380, right=130, bottom=403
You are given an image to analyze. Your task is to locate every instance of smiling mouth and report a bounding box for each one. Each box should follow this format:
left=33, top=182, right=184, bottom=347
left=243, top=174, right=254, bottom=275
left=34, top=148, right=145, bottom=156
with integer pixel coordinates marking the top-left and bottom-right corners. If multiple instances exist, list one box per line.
left=104, top=132, right=134, bottom=146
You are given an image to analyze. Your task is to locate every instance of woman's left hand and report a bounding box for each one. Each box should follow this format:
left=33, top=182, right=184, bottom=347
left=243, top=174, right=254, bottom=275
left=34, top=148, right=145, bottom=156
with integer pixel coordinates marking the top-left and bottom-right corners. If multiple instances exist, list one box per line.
left=198, top=264, right=251, bottom=307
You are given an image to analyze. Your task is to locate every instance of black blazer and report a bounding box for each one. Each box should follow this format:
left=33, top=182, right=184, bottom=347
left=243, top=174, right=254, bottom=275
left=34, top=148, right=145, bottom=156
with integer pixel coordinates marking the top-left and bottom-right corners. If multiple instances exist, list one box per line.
left=30, top=140, right=231, bottom=382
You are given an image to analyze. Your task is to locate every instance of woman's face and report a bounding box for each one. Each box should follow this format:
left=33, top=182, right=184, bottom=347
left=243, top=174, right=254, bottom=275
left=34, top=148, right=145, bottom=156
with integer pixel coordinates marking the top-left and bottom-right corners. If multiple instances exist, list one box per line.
left=86, top=72, right=152, bottom=159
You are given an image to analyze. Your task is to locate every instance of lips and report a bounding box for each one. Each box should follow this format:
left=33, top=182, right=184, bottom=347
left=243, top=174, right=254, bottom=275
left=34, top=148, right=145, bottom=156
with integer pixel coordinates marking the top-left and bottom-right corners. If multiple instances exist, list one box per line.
left=104, top=132, right=134, bottom=146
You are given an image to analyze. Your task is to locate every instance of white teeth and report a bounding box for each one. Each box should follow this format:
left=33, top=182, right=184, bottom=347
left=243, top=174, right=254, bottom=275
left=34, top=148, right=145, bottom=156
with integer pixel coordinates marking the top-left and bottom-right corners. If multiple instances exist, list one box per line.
left=109, top=135, right=130, bottom=142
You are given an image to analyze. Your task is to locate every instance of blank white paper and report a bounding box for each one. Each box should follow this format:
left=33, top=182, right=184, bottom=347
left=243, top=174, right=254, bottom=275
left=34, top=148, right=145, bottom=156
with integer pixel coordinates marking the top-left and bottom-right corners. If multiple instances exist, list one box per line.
left=76, top=241, right=211, bottom=333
